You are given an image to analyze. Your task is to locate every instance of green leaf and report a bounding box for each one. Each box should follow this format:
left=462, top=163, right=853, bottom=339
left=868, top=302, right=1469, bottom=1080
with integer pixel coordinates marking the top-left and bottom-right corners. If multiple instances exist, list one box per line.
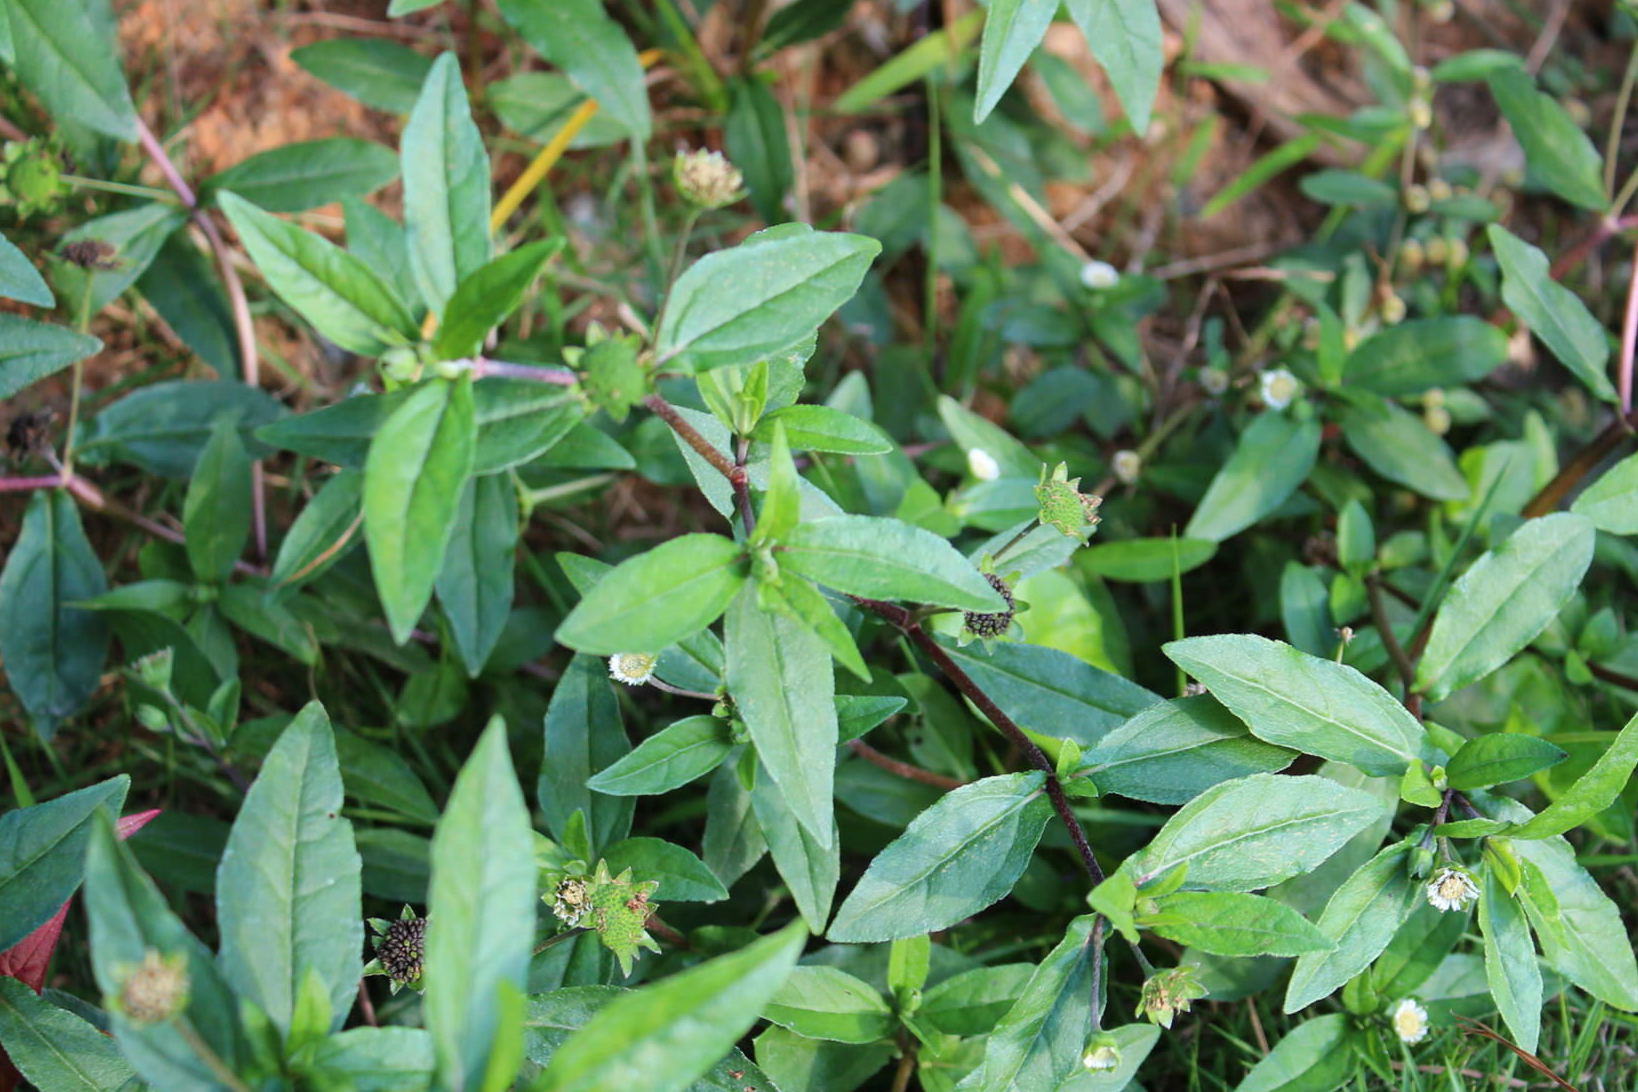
left=309, top=1026, right=434, bottom=1091
left=763, top=966, right=894, bottom=1044
left=1132, top=773, right=1391, bottom=892
left=1414, top=513, right=1596, bottom=701
left=0, top=977, right=136, bottom=1092
left=1065, top=0, right=1162, bottom=132
left=496, top=0, right=652, bottom=138
left=84, top=818, right=245, bottom=1091
left=138, top=234, right=239, bottom=378
left=0, top=314, right=102, bottom=400
left=257, top=390, right=407, bottom=467
left=752, top=404, right=893, bottom=454
left=1445, top=734, right=1566, bottom=791
left=726, top=583, right=838, bottom=849
left=0, top=491, right=111, bottom=739
left=601, top=837, right=728, bottom=903
left=1184, top=413, right=1321, bottom=542
left=828, top=772, right=1051, bottom=942
left=556, top=534, right=746, bottom=654
left=539, top=654, right=634, bottom=853
left=3, top=0, right=136, bottom=138
left=402, top=53, right=493, bottom=314
left=183, top=415, right=252, bottom=584
left=1572, top=450, right=1638, bottom=532
left=1338, top=396, right=1469, bottom=501
left=426, top=717, right=537, bottom=1092
left=1298, top=170, right=1397, bottom=207
left=780, top=515, right=1006, bottom=610
left=76, top=381, right=282, bottom=479
left=334, top=728, right=440, bottom=824
left=0, top=775, right=128, bottom=949
left=51, top=203, right=184, bottom=317
left=656, top=226, right=880, bottom=372
left=1054, top=1023, right=1161, bottom=1091
left=974, top=0, right=1057, bottom=123
left=472, top=381, right=585, bottom=474
left=969, top=915, right=1100, bottom=1092
left=1513, top=832, right=1638, bottom=1010
left=1343, top=316, right=1508, bottom=395
left=937, top=394, right=1039, bottom=479
left=1479, top=864, right=1541, bottom=1052
left=1083, top=695, right=1294, bottom=805
left=1489, top=225, right=1614, bottom=401
left=586, top=715, right=734, bottom=796
left=363, top=376, right=477, bottom=644
left=1145, top=891, right=1331, bottom=957
left=1507, top=711, right=1638, bottom=839
left=536, top=921, right=806, bottom=1092
left=725, top=76, right=793, bottom=224
left=1164, top=634, right=1428, bottom=776
left=202, top=139, right=398, bottom=212
left=291, top=37, right=434, bottom=113
left=1201, top=133, right=1325, bottom=219
left=219, top=191, right=417, bottom=355
left=750, top=759, right=838, bottom=933
left=1233, top=1014, right=1354, bottom=1092
left=1077, top=537, right=1217, bottom=583
left=435, top=473, right=518, bottom=676
left=1487, top=68, right=1605, bottom=210
left=216, top=702, right=362, bottom=1036
left=918, top=963, right=1036, bottom=1036
left=271, top=469, right=364, bottom=590
left=346, top=196, right=422, bottom=310
left=1283, top=843, right=1419, bottom=1012
left=834, top=11, right=983, bottom=114
left=433, top=240, right=563, bottom=358
left=0, top=229, right=53, bottom=306
left=939, top=638, right=1161, bottom=747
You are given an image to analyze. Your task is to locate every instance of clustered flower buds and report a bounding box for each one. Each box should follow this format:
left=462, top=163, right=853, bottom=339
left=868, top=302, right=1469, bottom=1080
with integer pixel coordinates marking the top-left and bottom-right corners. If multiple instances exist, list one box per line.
left=1137, top=965, right=1208, bottom=1028
left=963, top=573, right=1016, bottom=640
left=1391, top=997, right=1430, bottom=1043
left=115, top=949, right=190, bottom=1024
left=1425, top=867, right=1479, bottom=913
left=673, top=148, right=746, bottom=210
left=364, top=906, right=428, bottom=994
left=608, top=652, right=658, bottom=686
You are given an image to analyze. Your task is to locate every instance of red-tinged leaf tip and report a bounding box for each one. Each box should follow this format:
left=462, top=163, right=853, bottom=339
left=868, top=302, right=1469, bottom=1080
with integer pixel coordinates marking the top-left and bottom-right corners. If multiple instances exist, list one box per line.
left=0, top=902, right=70, bottom=993
left=117, top=808, right=161, bottom=839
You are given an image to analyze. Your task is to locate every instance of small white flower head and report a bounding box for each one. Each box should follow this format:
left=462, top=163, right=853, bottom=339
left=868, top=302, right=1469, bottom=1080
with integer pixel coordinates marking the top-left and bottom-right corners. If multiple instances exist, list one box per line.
left=967, top=447, right=1001, bottom=481
left=1200, top=368, right=1229, bottom=396
left=1112, top=449, right=1142, bottom=485
left=608, top=652, right=657, bottom=686
left=1081, top=1032, right=1121, bottom=1071
left=1425, top=867, right=1479, bottom=913
left=1080, top=259, right=1120, bottom=291
left=1391, top=998, right=1430, bottom=1044
left=1260, top=368, right=1301, bottom=410
left=672, top=148, right=745, bottom=210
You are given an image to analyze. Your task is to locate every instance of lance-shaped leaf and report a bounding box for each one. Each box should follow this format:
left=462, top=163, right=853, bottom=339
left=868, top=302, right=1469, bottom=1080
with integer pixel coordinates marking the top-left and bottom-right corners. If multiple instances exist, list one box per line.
left=183, top=415, right=252, bottom=584
left=656, top=226, right=879, bottom=372
left=1573, top=450, right=1638, bottom=533
left=363, top=376, right=476, bottom=644
left=539, top=654, right=633, bottom=853
left=762, top=966, right=894, bottom=1044
left=1065, top=0, right=1162, bottom=132
left=0, top=491, right=110, bottom=739
left=1490, top=226, right=1614, bottom=401
left=435, top=473, right=518, bottom=676
left=828, top=772, right=1051, bottom=942
left=1445, top=733, right=1566, bottom=791
left=1487, top=69, right=1605, bottom=211
left=1082, top=695, right=1294, bottom=805
left=939, top=638, right=1161, bottom=747
left=426, top=718, right=536, bottom=1091
left=495, top=0, right=651, bottom=137
left=1165, top=634, right=1427, bottom=776
left=1414, top=513, right=1595, bottom=701
left=401, top=53, right=492, bottom=313
left=969, top=915, right=1099, bottom=1092
left=201, top=138, right=398, bottom=213
left=751, top=760, right=838, bottom=933
left=1233, top=1014, right=1355, bottom=1092
left=556, top=535, right=746, bottom=655
left=1507, top=711, right=1638, bottom=839
left=220, top=191, right=416, bottom=355
left=1343, top=316, right=1508, bottom=395
left=779, top=514, right=1006, bottom=610
left=0, top=776, right=129, bottom=950
left=1184, top=413, right=1321, bottom=542
left=1283, top=843, right=1419, bottom=1012
left=0, top=231, right=53, bottom=307
left=537, top=921, right=806, bottom=1092
left=1512, top=832, right=1638, bottom=1011
left=727, top=584, right=838, bottom=848
left=0, top=976, right=137, bottom=1092
left=1143, top=891, right=1331, bottom=958
left=309, top=1026, right=434, bottom=1091
left=215, top=703, right=362, bottom=1036
left=1133, top=773, right=1390, bottom=892
left=432, top=239, right=562, bottom=359
left=974, top=0, right=1057, bottom=123
left=587, top=716, right=734, bottom=797
left=1479, top=864, right=1542, bottom=1052
left=3, top=0, right=137, bottom=139
left=918, top=964, right=1036, bottom=1037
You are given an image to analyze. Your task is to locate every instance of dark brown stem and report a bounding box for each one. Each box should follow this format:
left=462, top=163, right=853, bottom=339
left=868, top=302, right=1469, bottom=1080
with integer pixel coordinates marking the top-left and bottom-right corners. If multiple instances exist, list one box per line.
left=847, top=739, right=965, bottom=790
left=646, top=913, right=690, bottom=948
left=731, top=437, right=756, bottom=537
left=644, top=394, right=736, bottom=478
left=1367, top=573, right=1420, bottom=717
left=356, top=979, right=379, bottom=1027
left=1521, top=408, right=1638, bottom=518
left=1589, top=660, right=1638, bottom=692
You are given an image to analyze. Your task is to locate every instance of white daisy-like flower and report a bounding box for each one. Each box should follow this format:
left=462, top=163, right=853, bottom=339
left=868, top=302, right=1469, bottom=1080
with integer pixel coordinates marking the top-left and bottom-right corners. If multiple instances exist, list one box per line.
left=1112, top=449, right=1142, bottom=485
left=967, top=447, right=1001, bottom=481
left=1080, top=259, right=1120, bottom=290
left=1425, top=867, right=1479, bottom=913
left=1260, top=368, right=1301, bottom=410
left=1390, top=998, right=1430, bottom=1043
left=608, top=652, right=657, bottom=686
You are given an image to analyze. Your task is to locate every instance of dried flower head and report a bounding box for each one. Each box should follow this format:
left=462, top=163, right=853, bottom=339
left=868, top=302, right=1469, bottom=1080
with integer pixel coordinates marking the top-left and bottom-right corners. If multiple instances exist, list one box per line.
left=1137, top=965, right=1207, bottom=1028
left=673, top=148, right=745, bottom=210
left=609, top=652, right=657, bottom=686
left=1391, top=998, right=1430, bottom=1043
left=552, top=876, right=591, bottom=927
left=963, top=573, right=1016, bottom=640
left=1425, top=867, right=1478, bottom=913
left=115, top=949, right=190, bottom=1024
left=61, top=239, right=120, bottom=270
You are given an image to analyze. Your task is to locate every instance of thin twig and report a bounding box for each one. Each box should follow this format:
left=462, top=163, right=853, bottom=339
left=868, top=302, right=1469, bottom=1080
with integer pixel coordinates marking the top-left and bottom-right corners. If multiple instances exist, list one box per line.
left=1367, top=573, right=1419, bottom=716
left=1620, top=233, right=1638, bottom=416
left=472, top=358, right=579, bottom=385
left=1522, top=407, right=1638, bottom=518
left=847, top=739, right=965, bottom=790
left=644, top=394, right=736, bottom=478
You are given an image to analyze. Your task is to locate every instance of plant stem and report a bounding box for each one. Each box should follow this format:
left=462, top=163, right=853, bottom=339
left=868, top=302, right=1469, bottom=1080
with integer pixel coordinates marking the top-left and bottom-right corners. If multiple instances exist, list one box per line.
left=472, top=358, right=579, bottom=385
left=847, top=739, right=965, bottom=790
left=648, top=678, right=718, bottom=701
left=1621, top=233, right=1638, bottom=415
left=1608, top=44, right=1638, bottom=200
left=60, top=174, right=179, bottom=201
left=652, top=208, right=702, bottom=349
left=0, top=476, right=67, bottom=492
left=1367, top=572, right=1419, bottom=716
left=1521, top=407, right=1638, bottom=518
left=733, top=435, right=756, bottom=537
left=174, top=1018, right=254, bottom=1092
left=644, top=394, right=736, bottom=477
left=62, top=275, right=95, bottom=475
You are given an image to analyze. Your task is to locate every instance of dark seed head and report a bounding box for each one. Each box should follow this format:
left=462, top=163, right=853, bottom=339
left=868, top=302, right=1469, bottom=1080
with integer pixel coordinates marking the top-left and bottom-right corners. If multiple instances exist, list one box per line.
left=377, top=915, right=427, bottom=985
left=963, top=573, right=1016, bottom=639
